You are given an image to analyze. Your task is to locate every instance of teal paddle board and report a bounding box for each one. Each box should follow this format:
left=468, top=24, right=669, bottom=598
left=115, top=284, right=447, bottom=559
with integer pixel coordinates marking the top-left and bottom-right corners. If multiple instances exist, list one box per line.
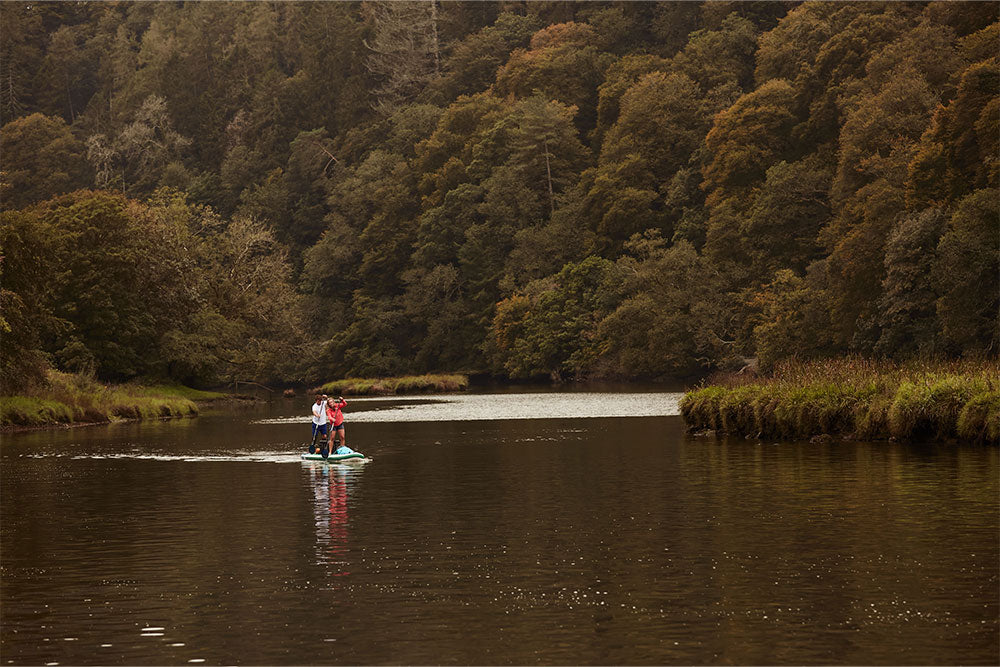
left=301, top=451, right=365, bottom=462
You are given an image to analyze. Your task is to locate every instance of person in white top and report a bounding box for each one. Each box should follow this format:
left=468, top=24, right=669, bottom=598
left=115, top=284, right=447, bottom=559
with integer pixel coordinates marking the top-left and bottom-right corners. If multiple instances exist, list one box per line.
left=310, top=394, right=330, bottom=455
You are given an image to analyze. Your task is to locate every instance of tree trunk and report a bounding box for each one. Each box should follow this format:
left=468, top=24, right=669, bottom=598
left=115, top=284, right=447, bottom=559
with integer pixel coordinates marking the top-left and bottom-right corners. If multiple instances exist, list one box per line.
left=430, top=0, right=440, bottom=77
left=543, top=138, right=554, bottom=215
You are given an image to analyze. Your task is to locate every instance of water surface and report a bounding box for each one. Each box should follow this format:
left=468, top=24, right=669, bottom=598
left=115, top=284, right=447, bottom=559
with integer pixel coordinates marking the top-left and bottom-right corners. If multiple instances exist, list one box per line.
left=2, top=391, right=997, bottom=665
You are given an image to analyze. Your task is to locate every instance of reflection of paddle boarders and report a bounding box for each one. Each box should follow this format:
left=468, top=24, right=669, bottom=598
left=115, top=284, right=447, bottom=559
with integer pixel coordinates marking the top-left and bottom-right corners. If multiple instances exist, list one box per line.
left=308, top=464, right=349, bottom=572
left=310, top=394, right=329, bottom=456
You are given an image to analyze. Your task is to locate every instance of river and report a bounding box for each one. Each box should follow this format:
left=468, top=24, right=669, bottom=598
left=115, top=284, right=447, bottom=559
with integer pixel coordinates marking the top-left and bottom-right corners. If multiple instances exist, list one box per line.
left=2, top=389, right=997, bottom=665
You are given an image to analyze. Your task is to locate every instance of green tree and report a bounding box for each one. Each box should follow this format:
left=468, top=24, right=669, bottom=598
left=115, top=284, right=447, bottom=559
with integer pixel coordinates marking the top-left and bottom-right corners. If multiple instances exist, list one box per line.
left=669, top=13, right=758, bottom=95
left=750, top=262, right=838, bottom=371
left=491, top=255, right=615, bottom=379
left=0, top=113, right=90, bottom=209
left=598, top=235, right=733, bottom=378
left=591, top=53, right=670, bottom=147
left=0, top=207, right=60, bottom=391
left=934, top=190, right=999, bottom=355
left=875, top=208, right=948, bottom=356
left=742, top=153, right=832, bottom=281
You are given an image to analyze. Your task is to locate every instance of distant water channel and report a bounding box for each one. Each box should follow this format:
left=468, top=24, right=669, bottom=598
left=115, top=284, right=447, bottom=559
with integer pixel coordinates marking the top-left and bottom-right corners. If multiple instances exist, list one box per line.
left=2, top=389, right=997, bottom=665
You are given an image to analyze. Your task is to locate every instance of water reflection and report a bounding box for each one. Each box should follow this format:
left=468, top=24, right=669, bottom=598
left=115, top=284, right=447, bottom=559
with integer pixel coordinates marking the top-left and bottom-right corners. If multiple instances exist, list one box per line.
left=1, top=396, right=996, bottom=666
left=306, top=463, right=360, bottom=576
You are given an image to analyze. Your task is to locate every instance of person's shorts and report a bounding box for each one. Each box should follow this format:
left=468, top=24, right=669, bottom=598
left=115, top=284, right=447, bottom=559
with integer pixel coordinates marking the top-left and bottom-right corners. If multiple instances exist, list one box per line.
left=312, top=423, right=329, bottom=436
left=332, top=423, right=345, bottom=431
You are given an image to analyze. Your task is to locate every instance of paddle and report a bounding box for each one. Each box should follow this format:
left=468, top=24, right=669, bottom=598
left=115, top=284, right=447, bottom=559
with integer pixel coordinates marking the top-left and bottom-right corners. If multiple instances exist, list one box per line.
left=309, top=425, right=320, bottom=454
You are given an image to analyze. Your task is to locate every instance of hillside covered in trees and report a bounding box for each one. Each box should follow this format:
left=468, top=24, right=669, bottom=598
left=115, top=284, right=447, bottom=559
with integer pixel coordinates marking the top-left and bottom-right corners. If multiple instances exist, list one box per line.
left=1, top=1, right=997, bottom=391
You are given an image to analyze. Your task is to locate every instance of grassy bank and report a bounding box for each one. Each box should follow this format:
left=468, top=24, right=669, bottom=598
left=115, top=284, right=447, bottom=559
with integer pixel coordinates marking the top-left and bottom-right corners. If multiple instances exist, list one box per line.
left=316, top=373, right=469, bottom=396
left=680, top=359, right=999, bottom=444
left=0, top=371, right=226, bottom=429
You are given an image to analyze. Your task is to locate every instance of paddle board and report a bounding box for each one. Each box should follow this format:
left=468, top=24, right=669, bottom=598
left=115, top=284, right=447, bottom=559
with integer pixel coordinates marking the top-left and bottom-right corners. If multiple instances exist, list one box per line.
left=301, top=451, right=365, bottom=462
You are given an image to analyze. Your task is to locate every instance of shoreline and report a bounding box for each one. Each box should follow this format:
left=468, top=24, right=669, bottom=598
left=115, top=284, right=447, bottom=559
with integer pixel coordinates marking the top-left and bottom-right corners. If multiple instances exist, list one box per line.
left=0, top=372, right=236, bottom=433
left=680, top=359, right=999, bottom=445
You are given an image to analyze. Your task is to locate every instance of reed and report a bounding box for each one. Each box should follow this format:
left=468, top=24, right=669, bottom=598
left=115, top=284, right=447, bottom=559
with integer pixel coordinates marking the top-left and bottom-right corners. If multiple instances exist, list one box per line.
left=317, top=374, right=469, bottom=396
left=681, top=358, right=999, bottom=444
left=1, top=371, right=201, bottom=428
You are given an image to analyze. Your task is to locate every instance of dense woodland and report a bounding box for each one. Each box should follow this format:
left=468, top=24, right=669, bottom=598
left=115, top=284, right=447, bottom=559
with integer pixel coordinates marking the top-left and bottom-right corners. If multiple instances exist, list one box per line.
left=1, top=0, right=997, bottom=392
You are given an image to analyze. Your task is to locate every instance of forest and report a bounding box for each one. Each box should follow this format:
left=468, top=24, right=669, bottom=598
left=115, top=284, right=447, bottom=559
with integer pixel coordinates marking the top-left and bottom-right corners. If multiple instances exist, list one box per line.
left=1, top=0, right=997, bottom=392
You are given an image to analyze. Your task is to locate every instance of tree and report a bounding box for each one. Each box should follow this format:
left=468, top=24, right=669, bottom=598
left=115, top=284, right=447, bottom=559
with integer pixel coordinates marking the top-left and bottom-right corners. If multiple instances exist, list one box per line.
left=506, top=95, right=588, bottom=214
left=432, top=12, right=540, bottom=101
left=702, top=78, right=798, bottom=195
left=491, top=255, right=615, bottom=380
left=363, top=0, right=443, bottom=112
left=934, top=190, right=999, bottom=355
left=669, top=14, right=759, bottom=95
left=598, top=235, right=733, bottom=378
left=0, top=207, right=61, bottom=391
left=86, top=94, right=190, bottom=197
left=493, top=21, right=615, bottom=133
left=750, top=262, right=838, bottom=371
left=0, top=113, right=90, bottom=209
left=601, top=72, right=707, bottom=182
left=906, top=58, right=1000, bottom=208
left=875, top=208, right=948, bottom=356
left=0, top=3, right=45, bottom=120
left=592, top=53, right=670, bottom=147
left=742, top=153, right=832, bottom=281
left=702, top=79, right=798, bottom=280
left=824, top=64, right=940, bottom=350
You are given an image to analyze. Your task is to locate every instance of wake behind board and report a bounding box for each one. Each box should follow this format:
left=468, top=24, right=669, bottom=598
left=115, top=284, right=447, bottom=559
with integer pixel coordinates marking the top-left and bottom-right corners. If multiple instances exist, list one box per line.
left=301, top=451, right=365, bottom=462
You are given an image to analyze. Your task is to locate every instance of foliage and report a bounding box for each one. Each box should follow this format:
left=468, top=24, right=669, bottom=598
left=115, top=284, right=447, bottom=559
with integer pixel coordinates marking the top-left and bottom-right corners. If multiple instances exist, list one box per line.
left=492, top=255, right=615, bottom=380
left=598, top=235, right=731, bottom=378
left=681, top=359, right=1000, bottom=444
left=0, top=113, right=90, bottom=208
left=0, top=2, right=997, bottom=391
left=318, top=373, right=468, bottom=396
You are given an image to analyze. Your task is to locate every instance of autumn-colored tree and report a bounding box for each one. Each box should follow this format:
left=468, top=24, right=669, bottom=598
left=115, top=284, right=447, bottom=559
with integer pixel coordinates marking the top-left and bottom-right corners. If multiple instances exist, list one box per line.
left=493, top=21, right=615, bottom=133
left=906, top=57, right=999, bottom=208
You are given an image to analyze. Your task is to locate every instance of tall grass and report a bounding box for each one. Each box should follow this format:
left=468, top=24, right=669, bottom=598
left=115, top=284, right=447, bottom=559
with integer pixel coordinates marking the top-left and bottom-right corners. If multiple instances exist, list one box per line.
left=1, top=371, right=202, bottom=428
left=681, top=358, right=999, bottom=444
left=317, top=374, right=469, bottom=396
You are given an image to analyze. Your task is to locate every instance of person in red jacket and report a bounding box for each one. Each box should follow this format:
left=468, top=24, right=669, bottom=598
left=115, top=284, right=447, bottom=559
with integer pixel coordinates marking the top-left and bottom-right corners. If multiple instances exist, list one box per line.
left=325, top=395, right=348, bottom=452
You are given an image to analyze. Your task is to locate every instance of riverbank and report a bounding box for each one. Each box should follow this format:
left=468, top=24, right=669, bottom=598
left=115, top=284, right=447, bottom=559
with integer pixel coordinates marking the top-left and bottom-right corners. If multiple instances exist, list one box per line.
left=680, top=359, right=999, bottom=444
left=315, top=373, right=469, bottom=396
left=0, top=371, right=227, bottom=430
